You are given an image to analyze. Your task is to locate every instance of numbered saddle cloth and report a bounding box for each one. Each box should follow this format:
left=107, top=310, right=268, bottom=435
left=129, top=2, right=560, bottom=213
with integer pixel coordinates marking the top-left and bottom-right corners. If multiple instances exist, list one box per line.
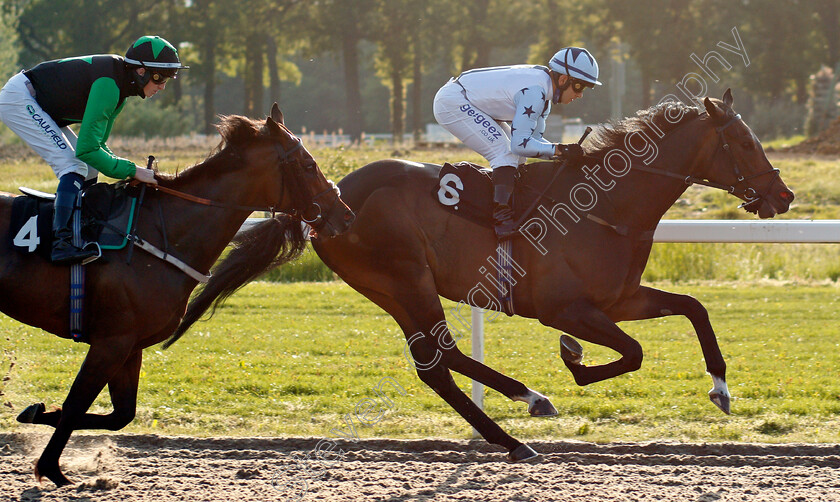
left=434, top=162, right=548, bottom=230
left=9, top=181, right=140, bottom=258
left=433, top=162, right=494, bottom=227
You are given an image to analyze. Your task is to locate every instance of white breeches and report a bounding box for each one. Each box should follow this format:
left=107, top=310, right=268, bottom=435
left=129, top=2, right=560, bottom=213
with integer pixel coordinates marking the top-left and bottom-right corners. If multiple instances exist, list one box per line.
left=433, top=80, right=523, bottom=169
left=0, top=72, right=96, bottom=180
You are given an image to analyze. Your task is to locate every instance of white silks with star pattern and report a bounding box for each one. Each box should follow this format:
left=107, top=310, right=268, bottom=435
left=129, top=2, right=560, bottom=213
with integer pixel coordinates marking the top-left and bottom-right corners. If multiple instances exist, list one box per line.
left=433, top=64, right=557, bottom=169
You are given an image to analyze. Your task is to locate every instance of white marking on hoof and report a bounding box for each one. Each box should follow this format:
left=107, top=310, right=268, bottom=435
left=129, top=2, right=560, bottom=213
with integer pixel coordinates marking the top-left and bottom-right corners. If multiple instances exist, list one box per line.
left=708, top=374, right=731, bottom=415
left=513, top=389, right=558, bottom=417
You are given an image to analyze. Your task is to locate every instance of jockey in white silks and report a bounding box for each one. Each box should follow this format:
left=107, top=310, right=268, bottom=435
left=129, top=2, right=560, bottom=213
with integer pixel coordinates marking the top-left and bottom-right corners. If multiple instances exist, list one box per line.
left=433, top=47, right=601, bottom=238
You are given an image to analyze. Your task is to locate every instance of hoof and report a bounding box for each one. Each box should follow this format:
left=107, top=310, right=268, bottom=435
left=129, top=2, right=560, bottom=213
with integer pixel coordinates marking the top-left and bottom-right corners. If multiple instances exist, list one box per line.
left=529, top=397, right=558, bottom=417
left=508, top=444, right=540, bottom=463
left=560, top=335, right=583, bottom=365
left=17, top=403, right=45, bottom=424
left=709, top=390, right=731, bottom=415
left=35, top=458, right=72, bottom=487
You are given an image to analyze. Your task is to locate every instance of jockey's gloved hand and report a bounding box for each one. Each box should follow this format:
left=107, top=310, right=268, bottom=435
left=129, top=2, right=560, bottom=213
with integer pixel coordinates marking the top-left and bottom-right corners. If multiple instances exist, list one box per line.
left=554, top=143, right=585, bottom=166
left=133, top=166, right=158, bottom=185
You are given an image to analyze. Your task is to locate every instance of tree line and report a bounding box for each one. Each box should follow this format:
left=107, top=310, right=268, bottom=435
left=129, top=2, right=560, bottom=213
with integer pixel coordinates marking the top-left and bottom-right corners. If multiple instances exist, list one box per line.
left=1, top=0, right=837, bottom=140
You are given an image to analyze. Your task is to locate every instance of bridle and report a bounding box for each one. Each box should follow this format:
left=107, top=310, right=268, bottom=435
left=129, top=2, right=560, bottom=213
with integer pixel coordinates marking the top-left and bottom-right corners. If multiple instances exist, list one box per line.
left=514, top=109, right=781, bottom=239
left=629, top=112, right=780, bottom=208
left=272, top=139, right=341, bottom=227
left=147, top=136, right=340, bottom=226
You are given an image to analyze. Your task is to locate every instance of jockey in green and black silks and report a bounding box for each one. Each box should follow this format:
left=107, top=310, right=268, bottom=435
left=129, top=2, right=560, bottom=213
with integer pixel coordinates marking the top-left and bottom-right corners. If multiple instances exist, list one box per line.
left=0, top=35, right=188, bottom=264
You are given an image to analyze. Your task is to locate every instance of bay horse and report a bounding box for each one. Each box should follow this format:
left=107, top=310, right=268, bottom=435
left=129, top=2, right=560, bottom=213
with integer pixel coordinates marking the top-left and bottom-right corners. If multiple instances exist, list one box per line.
left=0, top=104, right=353, bottom=486
left=171, top=90, right=793, bottom=461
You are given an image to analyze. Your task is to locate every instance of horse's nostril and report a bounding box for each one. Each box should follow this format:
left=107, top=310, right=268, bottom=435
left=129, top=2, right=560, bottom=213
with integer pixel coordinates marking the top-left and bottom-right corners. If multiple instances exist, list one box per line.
left=780, top=191, right=794, bottom=202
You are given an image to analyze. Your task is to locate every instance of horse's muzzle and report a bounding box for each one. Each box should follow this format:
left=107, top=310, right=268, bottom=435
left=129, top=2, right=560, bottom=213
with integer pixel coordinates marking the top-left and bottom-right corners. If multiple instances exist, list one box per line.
left=310, top=203, right=354, bottom=239
left=744, top=187, right=794, bottom=218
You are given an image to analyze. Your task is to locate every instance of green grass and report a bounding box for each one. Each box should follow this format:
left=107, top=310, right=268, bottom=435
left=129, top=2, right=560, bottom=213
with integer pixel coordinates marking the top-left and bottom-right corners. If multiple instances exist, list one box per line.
left=2, top=139, right=840, bottom=444
left=763, top=135, right=807, bottom=151
left=2, top=281, right=839, bottom=443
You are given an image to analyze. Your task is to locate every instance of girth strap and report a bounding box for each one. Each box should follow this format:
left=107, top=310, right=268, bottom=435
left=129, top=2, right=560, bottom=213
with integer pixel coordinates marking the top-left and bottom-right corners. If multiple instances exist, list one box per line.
left=129, top=235, right=211, bottom=283
left=70, top=202, right=85, bottom=342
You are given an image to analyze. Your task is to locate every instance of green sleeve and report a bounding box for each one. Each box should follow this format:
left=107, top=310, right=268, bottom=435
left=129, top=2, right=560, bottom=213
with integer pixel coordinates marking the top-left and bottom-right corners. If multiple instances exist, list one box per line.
left=75, top=78, right=137, bottom=179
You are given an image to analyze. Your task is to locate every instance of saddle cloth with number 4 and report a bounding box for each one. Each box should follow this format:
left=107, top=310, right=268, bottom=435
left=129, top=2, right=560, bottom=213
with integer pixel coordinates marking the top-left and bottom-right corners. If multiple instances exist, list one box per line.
left=9, top=182, right=141, bottom=260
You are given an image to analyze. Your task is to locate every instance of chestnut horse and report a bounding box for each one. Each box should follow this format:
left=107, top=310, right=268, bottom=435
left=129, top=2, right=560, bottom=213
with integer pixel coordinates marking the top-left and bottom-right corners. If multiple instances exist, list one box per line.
left=172, top=91, right=793, bottom=461
left=1, top=104, right=353, bottom=486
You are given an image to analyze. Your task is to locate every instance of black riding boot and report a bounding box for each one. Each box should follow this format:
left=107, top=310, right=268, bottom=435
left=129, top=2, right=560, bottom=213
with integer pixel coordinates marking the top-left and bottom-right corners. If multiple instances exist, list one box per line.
left=51, top=173, right=97, bottom=265
left=492, top=165, right=517, bottom=239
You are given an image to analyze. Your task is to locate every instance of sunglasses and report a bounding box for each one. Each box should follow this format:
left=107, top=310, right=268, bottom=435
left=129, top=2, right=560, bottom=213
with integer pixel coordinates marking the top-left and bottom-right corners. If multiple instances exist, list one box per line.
left=150, top=70, right=177, bottom=84
left=570, top=78, right=594, bottom=94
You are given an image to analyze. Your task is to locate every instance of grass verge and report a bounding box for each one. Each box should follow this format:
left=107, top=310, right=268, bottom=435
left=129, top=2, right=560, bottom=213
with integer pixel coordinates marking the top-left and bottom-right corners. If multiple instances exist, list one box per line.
left=2, top=281, right=838, bottom=444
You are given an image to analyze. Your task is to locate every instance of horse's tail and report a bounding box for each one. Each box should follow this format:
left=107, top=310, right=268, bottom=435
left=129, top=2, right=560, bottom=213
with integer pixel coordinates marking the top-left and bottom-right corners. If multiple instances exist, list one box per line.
left=163, top=216, right=306, bottom=349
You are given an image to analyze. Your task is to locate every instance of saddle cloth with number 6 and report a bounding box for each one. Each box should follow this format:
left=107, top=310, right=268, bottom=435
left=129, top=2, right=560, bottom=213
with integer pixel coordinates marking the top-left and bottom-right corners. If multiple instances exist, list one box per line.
left=433, top=162, right=494, bottom=228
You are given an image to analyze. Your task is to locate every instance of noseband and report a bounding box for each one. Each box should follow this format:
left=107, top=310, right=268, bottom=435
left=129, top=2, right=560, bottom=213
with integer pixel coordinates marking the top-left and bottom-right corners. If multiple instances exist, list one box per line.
left=713, top=114, right=780, bottom=209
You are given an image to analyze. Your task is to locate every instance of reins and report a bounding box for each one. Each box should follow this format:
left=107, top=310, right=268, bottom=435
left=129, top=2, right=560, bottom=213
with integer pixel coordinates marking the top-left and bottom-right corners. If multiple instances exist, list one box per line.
left=138, top=137, right=338, bottom=222
left=147, top=183, right=278, bottom=214
left=121, top=136, right=339, bottom=282
left=515, top=108, right=779, bottom=239
left=626, top=113, right=780, bottom=200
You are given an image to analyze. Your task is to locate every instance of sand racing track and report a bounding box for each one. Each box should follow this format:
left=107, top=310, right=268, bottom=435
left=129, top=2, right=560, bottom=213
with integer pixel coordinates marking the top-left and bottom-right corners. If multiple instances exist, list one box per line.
left=2, top=433, right=839, bottom=501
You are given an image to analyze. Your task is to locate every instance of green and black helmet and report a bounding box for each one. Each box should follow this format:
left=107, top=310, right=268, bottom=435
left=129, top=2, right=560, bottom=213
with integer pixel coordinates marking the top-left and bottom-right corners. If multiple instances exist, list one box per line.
left=125, top=36, right=188, bottom=87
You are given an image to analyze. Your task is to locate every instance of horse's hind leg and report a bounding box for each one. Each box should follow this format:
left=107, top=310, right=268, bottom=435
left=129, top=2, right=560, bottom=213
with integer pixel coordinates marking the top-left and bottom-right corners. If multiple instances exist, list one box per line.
left=34, top=340, right=134, bottom=487
left=348, top=281, right=537, bottom=461
left=541, top=298, right=645, bottom=386
left=605, top=286, right=730, bottom=414
left=433, top=336, right=558, bottom=417
left=19, top=350, right=142, bottom=430
left=404, top=332, right=537, bottom=461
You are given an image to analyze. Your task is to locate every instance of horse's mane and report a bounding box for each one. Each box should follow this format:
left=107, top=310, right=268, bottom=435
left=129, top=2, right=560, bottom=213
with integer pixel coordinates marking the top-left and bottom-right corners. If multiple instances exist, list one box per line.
left=586, top=101, right=702, bottom=155
left=163, top=215, right=306, bottom=348
left=156, top=114, right=268, bottom=183
left=162, top=114, right=308, bottom=348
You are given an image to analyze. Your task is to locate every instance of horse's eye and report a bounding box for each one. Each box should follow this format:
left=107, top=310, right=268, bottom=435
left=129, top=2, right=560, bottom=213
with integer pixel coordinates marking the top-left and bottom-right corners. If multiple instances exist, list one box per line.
left=741, top=141, right=754, bottom=150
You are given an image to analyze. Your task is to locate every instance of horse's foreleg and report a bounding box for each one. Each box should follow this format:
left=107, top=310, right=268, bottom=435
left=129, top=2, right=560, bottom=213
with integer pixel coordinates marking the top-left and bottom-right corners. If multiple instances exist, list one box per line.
left=541, top=299, right=644, bottom=386
left=18, top=351, right=143, bottom=429
left=605, top=286, right=729, bottom=414
left=35, top=340, right=134, bottom=487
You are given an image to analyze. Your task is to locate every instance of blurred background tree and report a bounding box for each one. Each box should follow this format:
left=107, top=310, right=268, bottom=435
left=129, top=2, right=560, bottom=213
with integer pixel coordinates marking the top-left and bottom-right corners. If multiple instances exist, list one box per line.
left=0, top=0, right=835, bottom=140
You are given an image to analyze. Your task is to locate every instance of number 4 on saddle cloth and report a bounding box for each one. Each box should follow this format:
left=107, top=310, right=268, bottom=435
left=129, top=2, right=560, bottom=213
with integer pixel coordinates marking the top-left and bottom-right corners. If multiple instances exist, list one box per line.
left=10, top=181, right=141, bottom=260
left=8, top=181, right=142, bottom=343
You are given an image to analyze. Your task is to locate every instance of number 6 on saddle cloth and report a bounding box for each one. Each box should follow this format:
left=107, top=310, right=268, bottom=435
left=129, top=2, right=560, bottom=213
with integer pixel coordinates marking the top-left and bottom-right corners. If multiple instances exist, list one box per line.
left=10, top=181, right=140, bottom=259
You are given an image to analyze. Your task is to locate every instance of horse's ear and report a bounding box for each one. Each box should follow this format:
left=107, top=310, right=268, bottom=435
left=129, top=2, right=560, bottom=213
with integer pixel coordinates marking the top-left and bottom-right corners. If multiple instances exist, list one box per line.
left=270, top=103, right=284, bottom=125
left=266, top=115, right=284, bottom=136
left=266, top=102, right=284, bottom=136
left=722, top=88, right=734, bottom=107
left=703, top=97, right=720, bottom=118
